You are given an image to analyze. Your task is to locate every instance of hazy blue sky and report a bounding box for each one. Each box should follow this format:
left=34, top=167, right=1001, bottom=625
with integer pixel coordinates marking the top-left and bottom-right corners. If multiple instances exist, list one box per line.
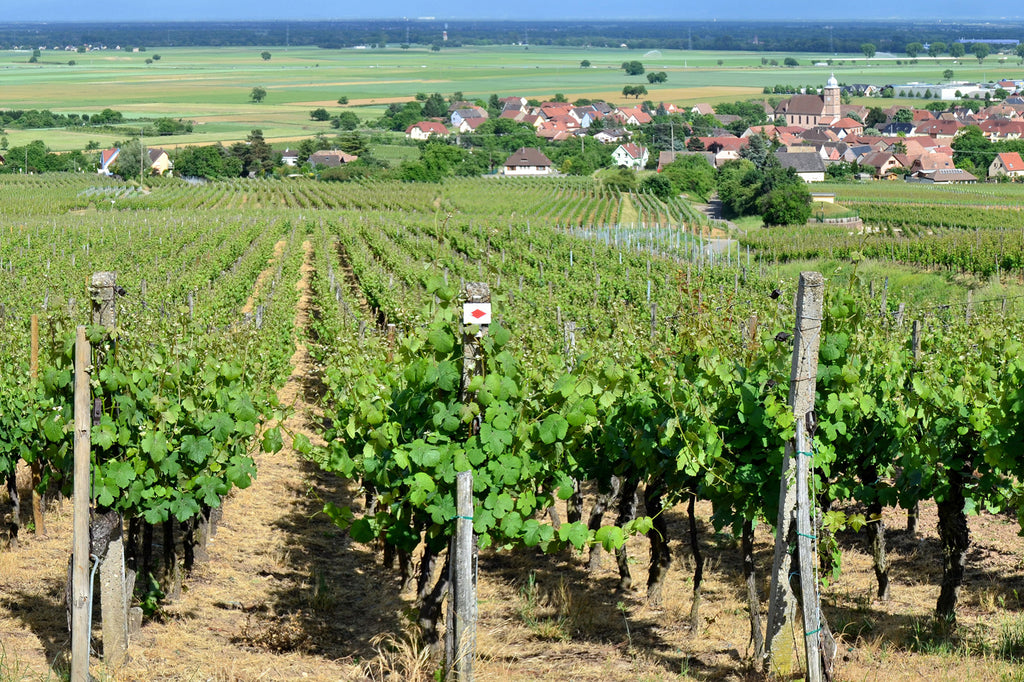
left=8, top=1, right=1019, bottom=22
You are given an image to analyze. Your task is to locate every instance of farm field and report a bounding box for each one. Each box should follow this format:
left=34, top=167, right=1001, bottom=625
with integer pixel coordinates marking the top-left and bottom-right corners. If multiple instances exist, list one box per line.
left=0, top=43, right=1018, bottom=151
left=2, top=173, right=1024, bottom=682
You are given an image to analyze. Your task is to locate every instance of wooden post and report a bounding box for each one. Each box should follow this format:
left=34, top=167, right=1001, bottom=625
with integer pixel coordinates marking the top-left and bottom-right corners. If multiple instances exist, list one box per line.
left=89, top=272, right=131, bottom=669
left=71, top=326, right=92, bottom=682
left=30, top=314, right=45, bottom=536
left=965, top=290, right=973, bottom=324
left=447, top=283, right=487, bottom=680
left=447, top=471, right=476, bottom=681
left=89, top=272, right=117, bottom=329
left=765, top=272, right=831, bottom=682
left=879, top=277, right=889, bottom=317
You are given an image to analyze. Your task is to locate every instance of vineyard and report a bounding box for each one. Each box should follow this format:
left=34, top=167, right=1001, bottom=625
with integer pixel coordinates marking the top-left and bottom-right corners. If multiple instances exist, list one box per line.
left=2, top=173, right=1024, bottom=682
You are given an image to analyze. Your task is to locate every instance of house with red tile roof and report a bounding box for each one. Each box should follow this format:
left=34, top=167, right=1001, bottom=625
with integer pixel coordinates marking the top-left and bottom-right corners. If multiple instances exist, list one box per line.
left=697, top=136, right=748, bottom=165
left=406, top=121, right=450, bottom=140
left=979, top=119, right=1024, bottom=141
left=456, top=117, right=488, bottom=133
left=915, top=120, right=964, bottom=140
left=615, top=107, right=652, bottom=126
left=989, top=152, right=1024, bottom=178
left=499, top=109, right=527, bottom=122
left=98, top=147, right=120, bottom=175
left=829, top=118, right=864, bottom=137
left=858, top=151, right=903, bottom=177
left=612, top=143, right=649, bottom=169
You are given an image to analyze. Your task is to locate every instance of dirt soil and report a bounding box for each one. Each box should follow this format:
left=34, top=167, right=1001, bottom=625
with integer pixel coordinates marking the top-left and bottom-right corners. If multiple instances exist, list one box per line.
left=3, top=243, right=1024, bottom=682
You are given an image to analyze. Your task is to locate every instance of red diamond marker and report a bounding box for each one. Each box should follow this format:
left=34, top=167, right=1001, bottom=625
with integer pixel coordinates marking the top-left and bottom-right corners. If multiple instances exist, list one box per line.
left=463, top=302, right=492, bottom=325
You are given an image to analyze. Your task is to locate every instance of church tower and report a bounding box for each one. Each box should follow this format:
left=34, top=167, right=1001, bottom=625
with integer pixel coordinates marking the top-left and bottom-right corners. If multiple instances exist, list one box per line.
left=823, top=73, right=841, bottom=120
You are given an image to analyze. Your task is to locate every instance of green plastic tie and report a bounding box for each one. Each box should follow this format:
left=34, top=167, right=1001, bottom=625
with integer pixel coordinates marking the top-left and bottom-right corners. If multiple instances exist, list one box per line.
left=798, top=532, right=816, bottom=539
left=457, top=515, right=473, bottom=521
left=805, top=627, right=822, bottom=637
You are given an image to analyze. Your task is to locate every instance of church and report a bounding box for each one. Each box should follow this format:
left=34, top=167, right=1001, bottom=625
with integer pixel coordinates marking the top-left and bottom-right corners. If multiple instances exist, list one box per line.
left=776, top=74, right=842, bottom=128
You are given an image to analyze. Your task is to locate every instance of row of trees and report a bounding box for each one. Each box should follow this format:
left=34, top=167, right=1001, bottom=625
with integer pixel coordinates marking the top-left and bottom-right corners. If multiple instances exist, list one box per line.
left=862, top=40, right=1023, bottom=63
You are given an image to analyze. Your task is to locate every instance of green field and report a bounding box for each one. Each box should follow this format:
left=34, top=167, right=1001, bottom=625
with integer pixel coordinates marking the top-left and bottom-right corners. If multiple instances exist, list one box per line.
left=3, top=43, right=1019, bottom=151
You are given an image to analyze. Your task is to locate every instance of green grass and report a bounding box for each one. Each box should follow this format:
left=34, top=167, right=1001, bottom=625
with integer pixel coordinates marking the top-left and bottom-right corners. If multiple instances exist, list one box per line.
left=372, top=144, right=421, bottom=164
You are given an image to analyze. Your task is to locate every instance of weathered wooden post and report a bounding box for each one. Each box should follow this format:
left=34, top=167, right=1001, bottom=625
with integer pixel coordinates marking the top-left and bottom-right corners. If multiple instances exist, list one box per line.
left=446, top=283, right=489, bottom=681
left=89, top=272, right=132, bottom=670
left=71, top=326, right=92, bottom=682
left=765, top=272, right=833, bottom=682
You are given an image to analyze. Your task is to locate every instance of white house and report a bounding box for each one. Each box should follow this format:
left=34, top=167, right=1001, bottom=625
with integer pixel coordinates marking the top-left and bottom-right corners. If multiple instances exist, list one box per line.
left=612, top=143, right=649, bottom=169
left=405, top=121, right=450, bottom=140
left=503, top=147, right=554, bottom=176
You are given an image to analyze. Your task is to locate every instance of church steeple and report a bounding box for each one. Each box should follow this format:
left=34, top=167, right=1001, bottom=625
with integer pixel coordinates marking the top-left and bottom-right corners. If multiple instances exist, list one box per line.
left=823, top=73, right=841, bottom=119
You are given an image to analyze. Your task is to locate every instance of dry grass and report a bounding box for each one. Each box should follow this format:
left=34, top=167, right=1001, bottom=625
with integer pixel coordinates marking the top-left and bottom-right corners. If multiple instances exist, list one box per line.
left=4, top=242, right=1024, bottom=681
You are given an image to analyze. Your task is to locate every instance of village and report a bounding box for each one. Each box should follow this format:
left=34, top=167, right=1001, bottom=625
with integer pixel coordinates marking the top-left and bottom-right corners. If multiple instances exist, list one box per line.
left=387, top=75, right=1024, bottom=182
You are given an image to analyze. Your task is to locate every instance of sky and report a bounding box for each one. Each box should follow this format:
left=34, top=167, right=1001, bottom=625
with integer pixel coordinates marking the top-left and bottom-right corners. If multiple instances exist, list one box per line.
left=7, top=1, right=1022, bottom=22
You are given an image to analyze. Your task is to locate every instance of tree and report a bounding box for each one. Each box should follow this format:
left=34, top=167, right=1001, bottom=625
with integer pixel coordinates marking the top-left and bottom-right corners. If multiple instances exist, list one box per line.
left=893, top=108, right=914, bottom=123
left=250, top=86, right=267, bottom=103
left=1, top=136, right=8, bottom=150
left=861, top=43, right=876, bottom=59
left=740, top=132, right=774, bottom=170
left=1016, top=44, right=1024, bottom=64
left=686, top=136, right=706, bottom=151
left=759, top=179, right=812, bottom=226
left=337, top=96, right=349, bottom=105
left=905, top=42, right=923, bottom=58
left=422, top=92, right=447, bottom=119
left=950, top=43, right=965, bottom=59
left=661, top=154, right=716, bottom=201
left=261, top=51, right=271, bottom=61
left=621, top=60, right=645, bottom=76
left=580, top=59, right=591, bottom=68
left=646, top=71, right=668, bottom=84
left=972, top=43, right=991, bottom=64
left=716, top=159, right=760, bottom=217
left=641, top=173, right=673, bottom=200
left=310, top=108, right=331, bottom=121
left=783, top=57, right=799, bottom=66
left=332, top=111, right=360, bottom=131
left=110, top=139, right=143, bottom=180
left=943, top=69, right=955, bottom=81
left=865, top=107, right=887, bottom=129
left=930, top=41, right=947, bottom=57
left=951, top=124, right=995, bottom=172
left=622, top=85, right=647, bottom=99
